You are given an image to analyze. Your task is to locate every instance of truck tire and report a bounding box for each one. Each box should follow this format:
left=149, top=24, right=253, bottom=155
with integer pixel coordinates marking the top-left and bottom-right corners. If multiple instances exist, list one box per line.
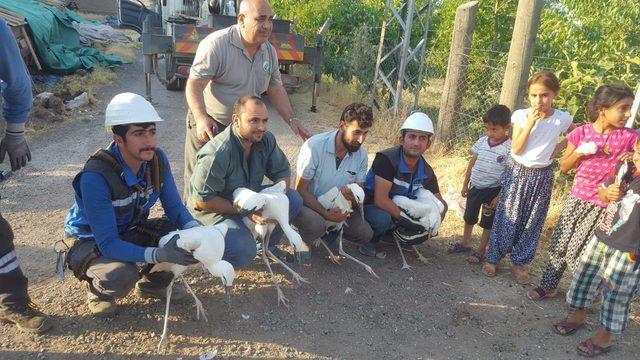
left=166, top=77, right=185, bottom=91
left=164, top=54, right=185, bottom=91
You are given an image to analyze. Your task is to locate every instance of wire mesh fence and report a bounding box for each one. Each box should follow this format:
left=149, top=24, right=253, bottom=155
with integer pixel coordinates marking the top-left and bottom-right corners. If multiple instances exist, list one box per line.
left=322, top=28, right=637, bottom=153
left=416, top=34, right=509, bottom=151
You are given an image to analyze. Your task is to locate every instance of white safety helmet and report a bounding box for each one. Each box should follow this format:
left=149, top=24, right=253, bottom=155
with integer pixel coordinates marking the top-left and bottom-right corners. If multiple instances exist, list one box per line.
left=400, top=112, right=434, bottom=135
left=104, top=92, right=163, bottom=130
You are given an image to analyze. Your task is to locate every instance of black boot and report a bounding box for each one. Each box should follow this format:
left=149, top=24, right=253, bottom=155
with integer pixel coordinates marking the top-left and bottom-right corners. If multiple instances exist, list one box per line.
left=0, top=302, right=53, bottom=334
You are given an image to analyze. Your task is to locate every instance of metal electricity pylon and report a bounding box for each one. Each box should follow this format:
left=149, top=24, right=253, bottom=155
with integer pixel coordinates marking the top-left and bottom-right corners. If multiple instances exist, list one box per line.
left=372, top=0, right=433, bottom=116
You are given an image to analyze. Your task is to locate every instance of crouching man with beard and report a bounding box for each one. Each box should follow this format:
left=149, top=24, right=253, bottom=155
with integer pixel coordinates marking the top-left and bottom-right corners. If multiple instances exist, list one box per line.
left=293, top=103, right=376, bottom=255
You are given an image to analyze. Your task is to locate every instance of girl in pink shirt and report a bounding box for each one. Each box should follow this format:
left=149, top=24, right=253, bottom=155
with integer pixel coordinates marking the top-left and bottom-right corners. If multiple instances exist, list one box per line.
left=528, top=83, right=637, bottom=301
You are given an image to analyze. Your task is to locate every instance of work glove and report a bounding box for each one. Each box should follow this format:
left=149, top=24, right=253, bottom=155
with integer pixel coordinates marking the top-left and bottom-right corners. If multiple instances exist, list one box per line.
left=155, top=234, right=199, bottom=265
left=396, top=211, right=427, bottom=232
left=0, top=132, right=31, bottom=171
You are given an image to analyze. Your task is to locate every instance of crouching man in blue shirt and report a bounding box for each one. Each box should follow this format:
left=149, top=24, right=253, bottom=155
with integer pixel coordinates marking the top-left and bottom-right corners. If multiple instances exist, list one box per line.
left=63, top=93, right=200, bottom=317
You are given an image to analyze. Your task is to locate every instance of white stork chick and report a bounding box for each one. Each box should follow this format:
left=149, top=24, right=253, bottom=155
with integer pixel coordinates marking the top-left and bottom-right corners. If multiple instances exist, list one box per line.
left=233, top=181, right=310, bottom=307
left=391, top=188, right=445, bottom=269
left=317, top=183, right=379, bottom=278
left=153, top=222, right=234, bottom=351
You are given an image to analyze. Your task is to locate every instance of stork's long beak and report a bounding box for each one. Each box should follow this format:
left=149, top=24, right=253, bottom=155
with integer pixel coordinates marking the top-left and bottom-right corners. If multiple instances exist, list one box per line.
left=225, top=286, right=232, bottom=308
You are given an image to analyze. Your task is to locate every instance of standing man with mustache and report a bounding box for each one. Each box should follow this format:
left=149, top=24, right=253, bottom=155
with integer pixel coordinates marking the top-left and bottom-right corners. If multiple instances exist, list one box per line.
left=359, top=113, right=448, bottom=257
left=183, top=0, right=311, bottom=200
left=188, top=96, right=303, bottom=267
left=63, top=93, right=200, bottom=317
left=293, top=103, right=376, bottom=253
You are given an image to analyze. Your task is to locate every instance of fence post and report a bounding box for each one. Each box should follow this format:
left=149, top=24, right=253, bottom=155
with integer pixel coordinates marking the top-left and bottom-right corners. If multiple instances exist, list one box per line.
left=435, top=1, right=478, bottom=150
left=499, top=0, right=543, bottom=112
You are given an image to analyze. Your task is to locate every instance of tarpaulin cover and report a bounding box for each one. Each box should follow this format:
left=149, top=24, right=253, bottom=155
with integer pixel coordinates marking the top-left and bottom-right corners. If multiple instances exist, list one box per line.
left=0, top=0, right=124, bottom=74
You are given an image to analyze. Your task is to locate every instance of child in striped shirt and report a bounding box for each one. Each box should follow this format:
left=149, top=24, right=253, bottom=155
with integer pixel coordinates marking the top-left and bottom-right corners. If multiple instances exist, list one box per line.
left=448, top=105, right=511, bottom=263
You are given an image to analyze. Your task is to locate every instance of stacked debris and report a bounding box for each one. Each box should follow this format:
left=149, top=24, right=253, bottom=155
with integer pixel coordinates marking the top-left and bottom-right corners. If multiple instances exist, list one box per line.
left=0, top=0, right=126, bottom=75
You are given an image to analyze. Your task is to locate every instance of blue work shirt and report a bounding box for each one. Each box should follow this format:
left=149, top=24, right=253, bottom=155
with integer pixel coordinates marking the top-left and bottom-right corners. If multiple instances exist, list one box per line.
left=64, top=143, right=196, bottom=263
left=364, top=145, right=440, bottom=203
left=296, top=130, right=368, bottom=197
left=0, top=19, right=32, bottom=124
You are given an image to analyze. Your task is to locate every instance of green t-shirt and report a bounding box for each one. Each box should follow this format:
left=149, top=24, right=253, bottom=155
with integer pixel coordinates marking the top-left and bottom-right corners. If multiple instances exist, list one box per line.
left=188, top=124, right=291, bottom=224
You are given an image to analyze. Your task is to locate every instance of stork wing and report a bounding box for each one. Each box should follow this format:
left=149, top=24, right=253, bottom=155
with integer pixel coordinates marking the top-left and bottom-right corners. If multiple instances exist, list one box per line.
left=346, top=183, right=365, bottom=204
left=233, top=188, right=266, bottom=212
left=317, top=187, right=340, bottom=209
left=392, top=196, right=427, bottom=218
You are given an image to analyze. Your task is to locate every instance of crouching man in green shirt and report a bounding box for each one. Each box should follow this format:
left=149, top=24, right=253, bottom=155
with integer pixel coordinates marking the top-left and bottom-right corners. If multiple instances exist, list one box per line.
left=188, top=96, right=303, bottom=267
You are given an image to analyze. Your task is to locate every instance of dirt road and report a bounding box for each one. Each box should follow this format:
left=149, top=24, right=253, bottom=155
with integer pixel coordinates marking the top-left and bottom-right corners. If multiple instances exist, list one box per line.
left=1, top=57, right=638, bottom=359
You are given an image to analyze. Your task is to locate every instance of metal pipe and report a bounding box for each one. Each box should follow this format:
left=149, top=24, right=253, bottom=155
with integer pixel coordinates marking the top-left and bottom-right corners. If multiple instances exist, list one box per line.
left=371, top=20, right=387, bottom=110
left=143, top=17, right=153, bottom=101
left=310, top=18, right=332, bottom=112
left=394, top=0, right=415, bottom=115
left=412, top=0, right=433, bottom=111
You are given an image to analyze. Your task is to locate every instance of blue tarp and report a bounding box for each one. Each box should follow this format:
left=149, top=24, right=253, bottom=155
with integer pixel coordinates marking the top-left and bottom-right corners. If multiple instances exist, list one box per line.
left=0, top=0, right=124, bottom=74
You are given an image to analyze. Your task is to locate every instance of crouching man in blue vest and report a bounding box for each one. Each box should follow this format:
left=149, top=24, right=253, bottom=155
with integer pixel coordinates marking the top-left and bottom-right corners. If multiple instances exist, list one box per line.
left=63, top=93, right=200, bottom=317
left=359, top=113, right=448, bottom=258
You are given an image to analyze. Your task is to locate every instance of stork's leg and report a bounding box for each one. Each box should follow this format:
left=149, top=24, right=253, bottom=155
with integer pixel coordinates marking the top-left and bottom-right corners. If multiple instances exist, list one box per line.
left=157, top=279, right=174, bottom=352
left=336, top=228, right=379, bottom=278
left=314, top=237, right=340, bottom=264
left=260, top=235, right=289, bottom=308
left=179, top=275, right=208, bottom=322
left=395, top=238, right=413, bottom=271
left=412, top=245, right=432, bottom=265
left=267, top=249, right=310, bottom=285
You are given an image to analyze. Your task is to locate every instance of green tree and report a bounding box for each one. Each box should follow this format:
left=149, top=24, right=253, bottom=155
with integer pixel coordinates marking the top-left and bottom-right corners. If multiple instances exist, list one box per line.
left=536, top=0, right=640, bottom=122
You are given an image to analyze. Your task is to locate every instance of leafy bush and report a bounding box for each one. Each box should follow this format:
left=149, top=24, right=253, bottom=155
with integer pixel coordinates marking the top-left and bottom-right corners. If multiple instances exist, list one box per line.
left=272, top=0, right=385, bottom=82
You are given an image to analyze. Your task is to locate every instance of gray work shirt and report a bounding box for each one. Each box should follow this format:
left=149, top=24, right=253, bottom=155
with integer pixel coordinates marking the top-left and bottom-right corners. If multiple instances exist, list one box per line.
left=189, top=25, right=283, bottom=126
left=296, top=130, right=368, bottom=198
left=188, top=124, right=291, bottom=224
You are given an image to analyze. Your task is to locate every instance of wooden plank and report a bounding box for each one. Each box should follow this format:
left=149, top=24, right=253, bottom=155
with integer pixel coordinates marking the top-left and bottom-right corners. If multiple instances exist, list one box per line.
left=0, top=7, right=26, bottom=23
left=435, top=1, right=479, bottom=148
left=21, top=26, right=42, bottom=70
left=499, top=0, right=544, bottom=111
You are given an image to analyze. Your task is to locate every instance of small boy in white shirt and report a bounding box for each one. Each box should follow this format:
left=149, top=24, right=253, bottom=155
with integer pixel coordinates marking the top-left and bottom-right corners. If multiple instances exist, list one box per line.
left=448, top=105, right=512, bottom=263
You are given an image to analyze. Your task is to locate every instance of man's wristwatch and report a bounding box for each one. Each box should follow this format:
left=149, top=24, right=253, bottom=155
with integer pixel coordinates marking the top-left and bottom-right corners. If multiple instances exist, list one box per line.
left=288, top=117, right=298, bottom=125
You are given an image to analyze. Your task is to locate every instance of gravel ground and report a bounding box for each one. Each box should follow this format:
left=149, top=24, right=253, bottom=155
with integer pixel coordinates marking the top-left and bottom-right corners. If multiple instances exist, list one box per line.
left=1, top=56, right=639, bottom=360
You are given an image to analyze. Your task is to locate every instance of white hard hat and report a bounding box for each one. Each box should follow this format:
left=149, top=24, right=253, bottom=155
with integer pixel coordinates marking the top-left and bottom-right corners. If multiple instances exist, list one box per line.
left=104, top=92, right=163, bottom=129
left=400, top=112, right=434, bottom=135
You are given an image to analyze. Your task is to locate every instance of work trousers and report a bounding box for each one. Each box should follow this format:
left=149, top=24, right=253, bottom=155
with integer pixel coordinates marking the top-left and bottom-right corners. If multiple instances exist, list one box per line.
left=363, top=204, right=395, bottom=242
left=220, top=190, right=303, bottom=268
left=0, top=213, right=29, bottom=307
left=67, top=218, right=177, bottom=300
left=183, top=110, right=227, bottom=201
left=293, top=206, right=374, bottom=244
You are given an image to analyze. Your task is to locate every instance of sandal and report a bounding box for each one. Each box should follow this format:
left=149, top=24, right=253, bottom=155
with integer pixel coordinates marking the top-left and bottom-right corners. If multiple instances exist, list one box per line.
left=466, top=251, right=484, bottom=264
left=447, top=242, right=472, bottom=254
left=482, top=263, right=496, bottom=277
left=576, top=338, right=613, bottom=357
left=552, top=318, right=584, bottom=336
left=527, top=287, right=558, bottom=301
left=358, top=243, right=386, bottom=259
